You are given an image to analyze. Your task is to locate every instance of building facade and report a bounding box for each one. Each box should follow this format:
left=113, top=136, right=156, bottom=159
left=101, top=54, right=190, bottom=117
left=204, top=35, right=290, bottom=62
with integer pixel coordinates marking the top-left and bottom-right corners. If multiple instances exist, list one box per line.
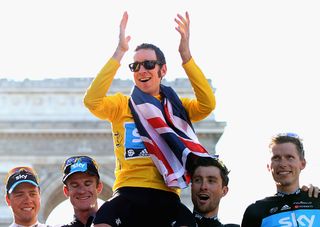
left=0, top=78, right=226, bottom=226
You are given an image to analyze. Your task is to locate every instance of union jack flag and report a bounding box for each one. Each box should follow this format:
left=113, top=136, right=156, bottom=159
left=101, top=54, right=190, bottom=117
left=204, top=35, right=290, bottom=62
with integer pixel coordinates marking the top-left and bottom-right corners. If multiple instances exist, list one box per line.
left=129, top=85, right=210, bottom=189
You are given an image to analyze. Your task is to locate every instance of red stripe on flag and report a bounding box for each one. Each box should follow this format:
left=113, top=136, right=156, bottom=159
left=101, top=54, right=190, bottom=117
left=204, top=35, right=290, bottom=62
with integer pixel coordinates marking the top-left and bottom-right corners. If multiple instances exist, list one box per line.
left=180, top=137, right=208, bottom=153
left=143, top=141, right=174, bottom=174
left=148, top=117, right=168, bottom=129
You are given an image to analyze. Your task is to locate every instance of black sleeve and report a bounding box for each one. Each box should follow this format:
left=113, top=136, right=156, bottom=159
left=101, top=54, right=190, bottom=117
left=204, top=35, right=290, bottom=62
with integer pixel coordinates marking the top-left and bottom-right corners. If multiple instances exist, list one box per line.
left=241, top=204, right=261, bottom=227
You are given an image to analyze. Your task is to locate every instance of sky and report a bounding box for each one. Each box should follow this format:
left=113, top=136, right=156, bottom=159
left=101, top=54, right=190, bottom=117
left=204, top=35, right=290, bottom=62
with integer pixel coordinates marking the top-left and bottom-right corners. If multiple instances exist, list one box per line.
left=2, top=0, right=320, bottom=225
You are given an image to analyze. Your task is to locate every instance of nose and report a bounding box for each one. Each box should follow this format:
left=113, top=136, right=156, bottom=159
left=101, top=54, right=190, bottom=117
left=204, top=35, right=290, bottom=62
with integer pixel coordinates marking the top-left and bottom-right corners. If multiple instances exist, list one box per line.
left=22, top=194, right=33, bottom=202
left=75, top=185, right=86, bottom=193
left=200, top=181, right=208, bottom=190
left=278, top=157, right=288, bottom=167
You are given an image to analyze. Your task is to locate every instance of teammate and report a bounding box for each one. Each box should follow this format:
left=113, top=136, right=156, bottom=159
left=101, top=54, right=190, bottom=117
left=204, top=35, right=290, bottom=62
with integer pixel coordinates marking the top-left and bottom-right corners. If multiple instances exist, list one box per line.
left=241, top=133, right=320, bottom=226
left=61, top=155, right=103, bottom=227
left=84, top=11, right=215, bottom=227
left=5, top=166, right=51, bottom=227
left=190, top=156, right=239, bottom=227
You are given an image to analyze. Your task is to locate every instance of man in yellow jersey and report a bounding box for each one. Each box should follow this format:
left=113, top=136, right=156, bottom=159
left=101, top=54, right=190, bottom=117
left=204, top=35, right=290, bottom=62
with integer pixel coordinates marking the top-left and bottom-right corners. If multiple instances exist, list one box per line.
left=84, top=11, right=215, bottom=227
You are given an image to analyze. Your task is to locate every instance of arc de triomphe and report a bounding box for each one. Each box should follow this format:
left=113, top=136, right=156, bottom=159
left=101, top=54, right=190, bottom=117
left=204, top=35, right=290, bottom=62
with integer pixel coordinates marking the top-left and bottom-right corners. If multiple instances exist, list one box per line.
left=0, top=78, right=226, bottom=226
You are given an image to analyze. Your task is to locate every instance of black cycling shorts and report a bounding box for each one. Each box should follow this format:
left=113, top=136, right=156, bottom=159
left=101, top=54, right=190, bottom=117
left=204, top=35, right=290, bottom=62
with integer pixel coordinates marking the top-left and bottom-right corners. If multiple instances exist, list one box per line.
left=94, top=187, right=196, bottom=227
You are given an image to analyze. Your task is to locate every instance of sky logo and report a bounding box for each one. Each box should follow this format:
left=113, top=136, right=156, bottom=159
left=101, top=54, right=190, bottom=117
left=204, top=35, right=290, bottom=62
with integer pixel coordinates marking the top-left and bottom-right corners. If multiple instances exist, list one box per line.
left=15, top=174, right=27, bottom=180
left=125, top=122, right=145, bottom=149
left=70, top=161, right=87, bottom=173
left=262, top=209, right=320, bottom=227
left=279, top=213, right=315, bottom=226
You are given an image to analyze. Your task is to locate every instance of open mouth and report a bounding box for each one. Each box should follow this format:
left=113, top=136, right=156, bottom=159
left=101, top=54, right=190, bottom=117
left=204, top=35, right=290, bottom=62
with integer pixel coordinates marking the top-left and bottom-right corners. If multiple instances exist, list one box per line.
left=139, top=77, right=151, bottom=83
left=198, top=194, right=209, bottom=201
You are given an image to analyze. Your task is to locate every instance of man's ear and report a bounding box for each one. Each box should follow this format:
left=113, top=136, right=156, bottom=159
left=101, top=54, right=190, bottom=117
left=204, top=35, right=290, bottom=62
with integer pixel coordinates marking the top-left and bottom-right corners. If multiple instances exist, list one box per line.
left=159, top=64, right=167, bottom=78
left=300, top=159, right=306, bottom=170
left=63, top=185, right=69, bottom=197
left=222, top=186, right=229, bottom=197
left=5, top=194, right=11, bottom=206
left=267, top=163, right=271, bottom=172
left=97, top=181, right=103, bottom=194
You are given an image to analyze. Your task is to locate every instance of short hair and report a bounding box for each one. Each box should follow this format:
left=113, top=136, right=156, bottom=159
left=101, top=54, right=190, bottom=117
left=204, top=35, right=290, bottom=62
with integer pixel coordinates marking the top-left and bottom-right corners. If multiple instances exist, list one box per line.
left=135, top=43, right=166, bottom=65
left=190, top=157, right=230, bottom=186
left=269, top=133, right=305, bottom=159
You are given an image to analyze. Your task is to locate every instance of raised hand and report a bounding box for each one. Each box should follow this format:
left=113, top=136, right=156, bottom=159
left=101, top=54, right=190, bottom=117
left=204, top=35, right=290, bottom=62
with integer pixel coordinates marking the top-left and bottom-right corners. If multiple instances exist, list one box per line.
left=113, top=11, right=131, bottom=61
left=175, top=11, right=191, bottom=64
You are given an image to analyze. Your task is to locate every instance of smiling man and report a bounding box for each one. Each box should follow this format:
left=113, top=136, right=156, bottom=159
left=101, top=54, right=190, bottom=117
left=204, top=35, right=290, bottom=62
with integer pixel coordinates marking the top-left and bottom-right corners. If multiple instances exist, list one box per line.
left=84, top=11, right=215, bottom=227
left=61, top=156, right=103, bottom=227
left=5, top=166, right=51, bottom=227
left=241, top=133, right=320, bottom=227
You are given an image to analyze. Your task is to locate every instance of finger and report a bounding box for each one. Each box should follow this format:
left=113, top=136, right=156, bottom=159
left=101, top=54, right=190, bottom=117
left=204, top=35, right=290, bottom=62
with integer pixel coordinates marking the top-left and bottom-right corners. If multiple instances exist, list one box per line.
left=301, top=185, right=308, bottom=191
left=185, top=11, right=190, bottom=26
left=177, top=14, right=186, bottom=23
left=120, top=11, right=128, bottom=30
left=176, top=14, right=187, bottom=27
left=309, top=185, right=314, bottom=197
left=314, top=187, right=319, bottom=198
left=174, top=20, right=185, bottom=36
left=174, top=18, right=184, bottom=29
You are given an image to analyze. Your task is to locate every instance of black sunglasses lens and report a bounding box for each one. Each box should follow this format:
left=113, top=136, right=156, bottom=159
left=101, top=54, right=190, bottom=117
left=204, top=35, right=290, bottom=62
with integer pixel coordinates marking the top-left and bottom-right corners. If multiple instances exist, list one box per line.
left=129, top=61, right=160, bottom=72
left=143, top=61, right=156, bottom=70
left=129, top=62, right=140, bottom=72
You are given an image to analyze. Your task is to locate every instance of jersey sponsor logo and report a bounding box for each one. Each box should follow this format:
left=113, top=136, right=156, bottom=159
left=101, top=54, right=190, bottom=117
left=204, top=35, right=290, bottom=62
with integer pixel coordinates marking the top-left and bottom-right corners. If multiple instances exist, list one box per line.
left=294, top=201, right=314, bottom=209
left=279, top=213, right=314, bottom=226
left=262, top=209, right=320, bottom=227
left=124, top=122, right=149, bottom=159
left=280, top=205, right=291, bottom=211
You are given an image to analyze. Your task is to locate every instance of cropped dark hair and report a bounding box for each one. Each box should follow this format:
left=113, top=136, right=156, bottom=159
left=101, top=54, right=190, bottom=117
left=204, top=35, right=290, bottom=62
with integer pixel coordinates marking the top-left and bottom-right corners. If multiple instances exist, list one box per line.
left=269, top=133, right=305, bottom=159
left=135, top=43, right=166, bottom=65
left=190, top=157, right=230, bottom=186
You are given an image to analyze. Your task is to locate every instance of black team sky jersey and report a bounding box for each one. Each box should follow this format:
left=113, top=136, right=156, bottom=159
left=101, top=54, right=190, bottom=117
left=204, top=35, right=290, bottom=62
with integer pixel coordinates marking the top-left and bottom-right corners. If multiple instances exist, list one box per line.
left=241, top=190, right=320, bottom=227
left=193, top=212, right=240, bottom=227
left=61, top=216, right=94, bottom=227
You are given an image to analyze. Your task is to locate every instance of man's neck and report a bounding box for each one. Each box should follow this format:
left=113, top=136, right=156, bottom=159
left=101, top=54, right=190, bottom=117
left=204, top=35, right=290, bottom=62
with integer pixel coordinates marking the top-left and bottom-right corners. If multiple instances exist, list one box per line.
left=194, top=209, right=218, bottom=219
left=14, top=220, right=38, bottom=227
left=74, top=208, right=96, bottom=225
left=276, top=185, right=300, bottom=195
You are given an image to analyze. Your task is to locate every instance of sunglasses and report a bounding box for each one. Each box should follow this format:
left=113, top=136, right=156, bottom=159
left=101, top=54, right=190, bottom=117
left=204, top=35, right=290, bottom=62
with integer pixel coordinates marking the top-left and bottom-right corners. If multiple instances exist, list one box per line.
left=276, top=132, right=300, bottom=139
left=273, top=132, right=304, bottom=156
left=128, top=60, right=163, bottom=72
left=63, top=156, right=99, bottom=172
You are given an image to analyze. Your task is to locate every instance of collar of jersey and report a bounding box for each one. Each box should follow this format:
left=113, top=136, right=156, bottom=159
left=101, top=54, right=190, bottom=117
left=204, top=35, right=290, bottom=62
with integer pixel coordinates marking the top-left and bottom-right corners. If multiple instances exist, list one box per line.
left=275, top=188, right=301, bottom=197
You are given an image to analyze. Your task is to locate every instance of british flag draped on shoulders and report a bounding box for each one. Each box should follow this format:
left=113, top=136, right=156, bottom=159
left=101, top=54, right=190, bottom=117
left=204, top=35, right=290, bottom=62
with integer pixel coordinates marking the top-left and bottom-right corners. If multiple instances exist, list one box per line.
left=129, top=84, right=212, bottom=189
